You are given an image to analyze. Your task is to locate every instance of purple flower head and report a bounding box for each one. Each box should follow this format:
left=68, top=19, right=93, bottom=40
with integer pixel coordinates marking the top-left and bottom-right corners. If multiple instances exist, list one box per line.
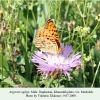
left=31, top=44, right=81, bottom=78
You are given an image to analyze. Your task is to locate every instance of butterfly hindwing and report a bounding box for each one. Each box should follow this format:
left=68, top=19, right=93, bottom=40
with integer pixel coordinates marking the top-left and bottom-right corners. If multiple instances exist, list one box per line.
left=34, top=28, right=58, bottom=52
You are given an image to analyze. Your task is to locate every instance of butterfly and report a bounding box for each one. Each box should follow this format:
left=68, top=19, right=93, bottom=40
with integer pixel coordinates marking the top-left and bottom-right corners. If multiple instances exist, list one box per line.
left=33, top=19, right=63, bottom=54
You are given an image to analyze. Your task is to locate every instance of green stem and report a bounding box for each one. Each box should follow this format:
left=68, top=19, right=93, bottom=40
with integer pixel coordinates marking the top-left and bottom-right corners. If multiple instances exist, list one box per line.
left=45, top=70, right=59, bottom=88
left=57, top=0, right=61, bottom=23
left=76, top=2, right=82, bottom=16
left=1, top=42, right=3, bottom=80
left=86, top=2, right=91, bottom=26
left=64, top=1, right=69, bottom=19
left=76, top=2, right=85, bottom=26
left=68, top=31, right=71, bottom=42
left=90, top=21, right=99, bottom=36
left=91, top=62, right=100, bottom=87
left=26, top=5, right=29, bottom=52
left=80, top=35, right=86, bottom=87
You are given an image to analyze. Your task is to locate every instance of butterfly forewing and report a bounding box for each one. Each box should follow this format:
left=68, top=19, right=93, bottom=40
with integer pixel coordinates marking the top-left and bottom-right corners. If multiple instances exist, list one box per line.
left=44, top=19, right=61, bottom=49
left=44, top=19, right=58, bottom=36
left=33, top=19, right=63, bottom=54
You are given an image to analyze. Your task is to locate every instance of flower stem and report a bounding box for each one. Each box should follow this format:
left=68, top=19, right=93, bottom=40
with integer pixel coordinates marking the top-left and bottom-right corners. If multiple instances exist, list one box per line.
left=91, top=62, right=100, bottom=87
left=45, top=70, right=59, bottom=88
left=1, top=42, right=4, bottom=80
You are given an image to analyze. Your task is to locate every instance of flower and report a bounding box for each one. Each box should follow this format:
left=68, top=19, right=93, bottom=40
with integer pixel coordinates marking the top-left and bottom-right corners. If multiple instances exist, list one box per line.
left=15, top=27, right=20, bottom=33
left=83, top=54, right=91, bottom=62
left=31, top=44, right=81, bottom=78
left=95, top=14, right=100, bottom=22
left=74, top=26, right=90, bottom=37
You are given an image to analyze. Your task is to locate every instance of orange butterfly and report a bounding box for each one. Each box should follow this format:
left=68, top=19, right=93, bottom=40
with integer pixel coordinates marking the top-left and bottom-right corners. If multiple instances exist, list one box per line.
left=33, top=19, right=63, bottom=54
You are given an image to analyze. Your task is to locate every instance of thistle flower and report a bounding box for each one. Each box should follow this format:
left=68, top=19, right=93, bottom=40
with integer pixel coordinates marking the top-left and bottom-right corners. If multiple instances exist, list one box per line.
left=31, top=44, right=81, bottom=78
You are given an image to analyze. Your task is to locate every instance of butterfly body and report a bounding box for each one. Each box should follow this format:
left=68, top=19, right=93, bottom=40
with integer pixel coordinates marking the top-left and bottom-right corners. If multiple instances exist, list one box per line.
left=33, top=19, right=63, bottom=54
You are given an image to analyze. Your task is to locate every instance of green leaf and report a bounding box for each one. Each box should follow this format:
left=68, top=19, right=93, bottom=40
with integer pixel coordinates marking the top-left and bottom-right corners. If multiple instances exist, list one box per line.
left=0, top=53, right=10, bottom=77
left=20, top=43, right=31, bottom=81
left=90, top=47, right=100, bottom=64
left=1, top=0, right=8, bottom=10
left=2, top=78, right=16, bottom=87
left=15, top=75, right=34, bottom=87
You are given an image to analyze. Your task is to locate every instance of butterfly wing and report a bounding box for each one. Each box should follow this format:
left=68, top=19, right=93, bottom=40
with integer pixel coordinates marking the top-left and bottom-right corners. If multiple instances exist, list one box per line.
left=44, top=19, right=61, bottom=50
left=33, top=28, right=59, bottom=54
left=34, top=19, right=63, bottom=54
